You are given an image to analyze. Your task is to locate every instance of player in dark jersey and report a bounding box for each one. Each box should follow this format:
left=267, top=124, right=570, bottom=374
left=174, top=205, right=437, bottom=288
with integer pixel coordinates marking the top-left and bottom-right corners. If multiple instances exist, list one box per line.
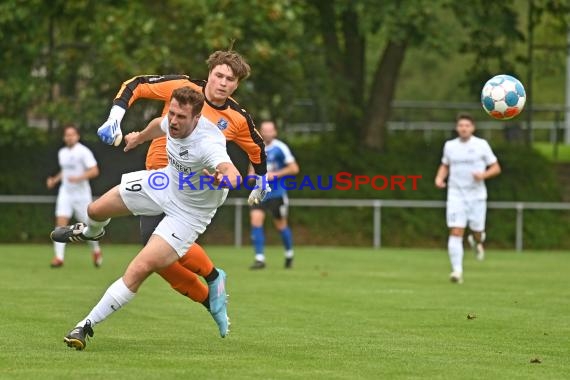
left=249, top=121, right=299, bottom=269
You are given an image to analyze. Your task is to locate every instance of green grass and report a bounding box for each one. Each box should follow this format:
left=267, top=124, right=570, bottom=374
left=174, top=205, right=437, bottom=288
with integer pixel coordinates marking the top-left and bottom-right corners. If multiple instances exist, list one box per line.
left=0, top=245, right=568, bottom=379
left=533, top=142, right=570, bottom=163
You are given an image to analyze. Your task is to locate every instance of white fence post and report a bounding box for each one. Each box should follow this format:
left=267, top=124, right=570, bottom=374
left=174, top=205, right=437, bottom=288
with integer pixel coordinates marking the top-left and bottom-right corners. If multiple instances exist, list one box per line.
left=515, top=203, right=524, bottom=252
left=373, top=200, right=382, bottom=249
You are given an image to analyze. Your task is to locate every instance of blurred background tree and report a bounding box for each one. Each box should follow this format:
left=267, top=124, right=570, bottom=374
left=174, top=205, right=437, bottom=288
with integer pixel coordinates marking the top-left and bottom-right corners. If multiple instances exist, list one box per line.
left=0, top=0, right=568, bottom=149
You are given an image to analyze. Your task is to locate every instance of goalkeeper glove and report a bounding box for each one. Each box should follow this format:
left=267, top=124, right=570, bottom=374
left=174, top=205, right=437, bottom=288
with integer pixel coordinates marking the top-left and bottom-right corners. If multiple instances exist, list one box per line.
left=97, top=105, right=125, bottom=146
left=248, top=175, right=271, bottom=206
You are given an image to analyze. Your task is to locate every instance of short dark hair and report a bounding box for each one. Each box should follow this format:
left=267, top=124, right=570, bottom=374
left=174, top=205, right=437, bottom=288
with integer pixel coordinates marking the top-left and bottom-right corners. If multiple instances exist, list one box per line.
left=171, top=86, right=204, bottom=116
left=259, top=120, right=277, bottom=129
left=207, top=50, right=251, bottom=81
left=63, top=124, right=79, bottom=134
left=456, top=113, right=474, bottom=124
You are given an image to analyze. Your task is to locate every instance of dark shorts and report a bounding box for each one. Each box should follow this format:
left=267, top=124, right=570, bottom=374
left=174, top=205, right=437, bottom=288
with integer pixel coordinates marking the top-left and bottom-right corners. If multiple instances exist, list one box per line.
left=140, top=214, right=165, bottom=246
left=250, top=196, right=289, bottom=219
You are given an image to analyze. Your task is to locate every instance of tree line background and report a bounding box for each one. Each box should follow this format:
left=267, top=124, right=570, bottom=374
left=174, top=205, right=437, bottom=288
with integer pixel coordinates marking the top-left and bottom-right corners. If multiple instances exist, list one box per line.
left=1, top=0, right=569, bottom=149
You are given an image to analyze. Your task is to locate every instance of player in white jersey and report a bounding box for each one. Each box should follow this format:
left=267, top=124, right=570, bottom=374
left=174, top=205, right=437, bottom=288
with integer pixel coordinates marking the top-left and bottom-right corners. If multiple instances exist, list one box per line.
left=46, top=125, right=102, bottom=268
left=434, top=113, right=501, bottom=284
left=50, top=87, right=241, bottom=350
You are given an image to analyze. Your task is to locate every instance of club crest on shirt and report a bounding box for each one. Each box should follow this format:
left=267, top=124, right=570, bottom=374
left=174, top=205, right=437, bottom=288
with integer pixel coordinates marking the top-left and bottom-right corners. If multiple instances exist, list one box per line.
left=179, top=148, right=189, bottom=160
left=216, top=118, right=228, bottom=131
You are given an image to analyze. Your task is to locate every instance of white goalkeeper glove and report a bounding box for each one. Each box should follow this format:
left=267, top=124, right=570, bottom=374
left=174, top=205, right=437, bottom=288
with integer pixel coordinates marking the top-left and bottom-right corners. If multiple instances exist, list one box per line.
left=247, top=174, right=271, bottom=206
left=97, top=105, right=125, bottom=146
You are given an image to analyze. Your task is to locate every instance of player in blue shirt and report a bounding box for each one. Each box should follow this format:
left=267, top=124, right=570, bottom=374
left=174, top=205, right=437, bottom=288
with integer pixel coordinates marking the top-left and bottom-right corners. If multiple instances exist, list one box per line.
left=249, top=121, right=299, bottom=269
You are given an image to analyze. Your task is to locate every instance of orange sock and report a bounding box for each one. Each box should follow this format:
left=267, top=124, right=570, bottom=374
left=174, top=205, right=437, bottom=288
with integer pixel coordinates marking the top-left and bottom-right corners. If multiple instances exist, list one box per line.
left=179, top=243, right=214, bottom=277
left=158, top=262, right=208, bottom=303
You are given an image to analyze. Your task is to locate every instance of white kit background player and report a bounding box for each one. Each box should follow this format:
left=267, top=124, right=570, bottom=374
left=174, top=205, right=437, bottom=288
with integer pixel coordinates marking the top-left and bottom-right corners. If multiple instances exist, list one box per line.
left=434, top=113, right=501, bottom=284
left=46, top=125, right=102, bottom=268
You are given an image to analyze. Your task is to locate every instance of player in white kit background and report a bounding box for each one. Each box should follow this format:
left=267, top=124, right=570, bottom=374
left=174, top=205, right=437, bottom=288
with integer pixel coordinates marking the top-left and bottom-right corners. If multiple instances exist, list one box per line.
left=46, top=125, right=102, bottom=268
left=434, top=113, right=501, bottom=284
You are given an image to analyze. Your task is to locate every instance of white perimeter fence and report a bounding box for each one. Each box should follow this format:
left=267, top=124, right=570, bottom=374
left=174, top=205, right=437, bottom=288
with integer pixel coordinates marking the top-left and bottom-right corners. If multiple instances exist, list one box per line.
left=1, top=196, right=569, bottom=252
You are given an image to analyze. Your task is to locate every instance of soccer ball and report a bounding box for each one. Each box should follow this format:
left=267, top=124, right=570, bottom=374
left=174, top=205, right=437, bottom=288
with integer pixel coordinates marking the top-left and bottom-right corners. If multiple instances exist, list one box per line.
left=481, top=74, right=526, bottom=120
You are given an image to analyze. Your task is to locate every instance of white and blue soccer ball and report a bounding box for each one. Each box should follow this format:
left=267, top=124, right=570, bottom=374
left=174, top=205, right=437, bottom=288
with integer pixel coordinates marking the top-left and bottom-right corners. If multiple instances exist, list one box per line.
left=481, top=74, right=526, bottom=120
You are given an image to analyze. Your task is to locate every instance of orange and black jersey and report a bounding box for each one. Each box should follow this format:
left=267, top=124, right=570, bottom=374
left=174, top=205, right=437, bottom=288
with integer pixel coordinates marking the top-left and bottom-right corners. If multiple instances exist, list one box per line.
left=113, top=74, right=266, bottom=174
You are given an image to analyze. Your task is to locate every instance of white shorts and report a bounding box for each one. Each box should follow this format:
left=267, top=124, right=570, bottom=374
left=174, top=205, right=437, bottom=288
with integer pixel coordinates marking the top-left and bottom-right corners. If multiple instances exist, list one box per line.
left=118, top=169, right=219, bottom=257
left=446, top=197, right=487, bottom=231
left=55, top=190, right=91, bottom=222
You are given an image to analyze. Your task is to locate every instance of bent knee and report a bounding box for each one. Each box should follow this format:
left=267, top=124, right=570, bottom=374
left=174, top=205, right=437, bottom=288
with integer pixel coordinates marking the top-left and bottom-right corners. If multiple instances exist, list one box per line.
left=87, top=202, right=101, bottom=220
left=274, top=219, right=288, bottom=230
left=449, top=228, right=464, bottom=237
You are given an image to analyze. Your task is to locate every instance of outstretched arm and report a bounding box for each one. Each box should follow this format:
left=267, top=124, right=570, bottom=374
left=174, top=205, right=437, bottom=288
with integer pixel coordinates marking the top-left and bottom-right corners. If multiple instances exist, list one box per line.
left=113, top=75, right=191, bottom=110
left=98, top=75, right=191, bottom=146
left=230, top=118, right=270, bottom=204
left=203, top=162, right=242, bottom=188
left=123, top=117, right=166, bottom=152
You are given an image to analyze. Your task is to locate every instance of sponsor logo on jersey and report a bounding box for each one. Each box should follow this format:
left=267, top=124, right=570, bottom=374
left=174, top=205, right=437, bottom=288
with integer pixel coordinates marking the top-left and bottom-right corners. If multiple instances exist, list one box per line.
left=217, top=118, right=228, bottom=131
left=168, top=152, right=192, bottom=174
left=451, top=159, right=476, bottom=165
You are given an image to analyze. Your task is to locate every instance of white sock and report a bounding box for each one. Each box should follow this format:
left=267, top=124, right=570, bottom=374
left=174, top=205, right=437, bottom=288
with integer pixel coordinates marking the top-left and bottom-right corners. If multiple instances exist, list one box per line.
left=448, top=236, right=464, bottom=273
left=83, top=217, right=110, bottom=238
left=284, top=250, right=294, bottom=258
left=76, top=278, right=135, bottom=328
left=54, top=242, right=66, bottom=260
left=88, top=240, right=101, bottom=253
left=255, top=253, right=265, bottom=262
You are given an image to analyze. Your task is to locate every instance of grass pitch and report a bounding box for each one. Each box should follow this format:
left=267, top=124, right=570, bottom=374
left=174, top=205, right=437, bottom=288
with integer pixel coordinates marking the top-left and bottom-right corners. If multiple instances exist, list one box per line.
left=0, top=244, right=568, bottom=379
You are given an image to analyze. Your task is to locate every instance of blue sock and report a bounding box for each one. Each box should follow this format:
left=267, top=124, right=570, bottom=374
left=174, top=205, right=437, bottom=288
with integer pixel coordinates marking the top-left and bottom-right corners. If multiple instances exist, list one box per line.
left=279, top=227, right=293, bottom=251
left=251, top=226, right=265, bottom=258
